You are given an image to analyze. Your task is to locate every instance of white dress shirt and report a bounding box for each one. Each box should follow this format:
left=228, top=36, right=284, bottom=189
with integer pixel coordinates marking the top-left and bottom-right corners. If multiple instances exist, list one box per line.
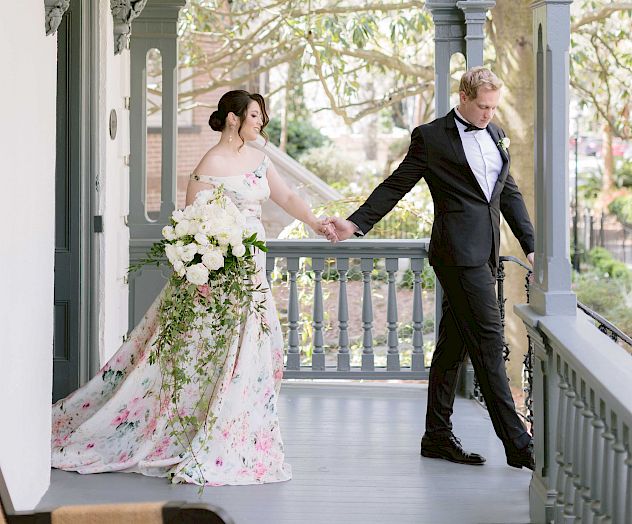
left=454, top=108, right=503, bottom=202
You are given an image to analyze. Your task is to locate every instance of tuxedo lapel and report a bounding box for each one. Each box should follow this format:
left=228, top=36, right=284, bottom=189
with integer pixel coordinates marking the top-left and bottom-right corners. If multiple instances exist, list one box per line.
left=487, top=123, right=510, bottom=200
left=444, top=111, right=487, bottom=201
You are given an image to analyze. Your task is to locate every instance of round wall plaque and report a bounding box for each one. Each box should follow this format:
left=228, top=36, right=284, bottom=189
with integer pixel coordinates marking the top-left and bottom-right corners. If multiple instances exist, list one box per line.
left=109, top=109, right=118, bottom=140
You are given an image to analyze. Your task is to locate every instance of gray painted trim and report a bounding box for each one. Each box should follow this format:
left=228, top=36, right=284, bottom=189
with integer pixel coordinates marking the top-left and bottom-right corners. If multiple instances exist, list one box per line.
left=88, top=0, right=101, bottom=378
left=78, top=0, right=95, bottom=386
left=44, top=0, right=70, bottom=35
left=110, top=0, right=149, bottom=55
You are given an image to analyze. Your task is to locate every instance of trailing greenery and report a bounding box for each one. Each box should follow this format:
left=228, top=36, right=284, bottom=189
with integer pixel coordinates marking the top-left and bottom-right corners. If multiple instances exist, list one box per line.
left=129, top=188, right=269, bottom=487
left=608, top=195, right=632, bottom=225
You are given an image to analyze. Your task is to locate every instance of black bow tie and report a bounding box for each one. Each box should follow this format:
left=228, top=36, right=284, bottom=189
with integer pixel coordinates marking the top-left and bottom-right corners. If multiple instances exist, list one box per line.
left=454, top=112, right=485, bottom=132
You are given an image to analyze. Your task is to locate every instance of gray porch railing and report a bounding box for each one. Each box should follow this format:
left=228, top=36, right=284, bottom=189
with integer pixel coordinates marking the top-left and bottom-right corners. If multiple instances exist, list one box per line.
left=266, top=239, right=430, bottom=379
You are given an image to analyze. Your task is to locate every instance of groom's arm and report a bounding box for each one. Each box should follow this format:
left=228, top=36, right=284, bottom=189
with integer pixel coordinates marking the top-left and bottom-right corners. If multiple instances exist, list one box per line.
left=500, top=172, right=535, bottom=256
left=347, top=126, right=427, bottom=235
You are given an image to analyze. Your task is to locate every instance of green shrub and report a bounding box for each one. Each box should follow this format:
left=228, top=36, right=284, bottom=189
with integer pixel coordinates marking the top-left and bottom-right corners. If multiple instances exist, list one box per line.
left=266, top=117, right=327, bottom=159
left=608, top=194, right=632, bottom=225
left=299, top=145, right=356, bottom=186
left=573, top=271, right=626, bottom=313
left=585, top=247, right=632, bottom=288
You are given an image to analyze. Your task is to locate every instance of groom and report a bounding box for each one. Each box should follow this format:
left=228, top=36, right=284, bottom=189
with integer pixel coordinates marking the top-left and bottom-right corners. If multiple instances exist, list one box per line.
left=325, top=67, right=535, bottom=470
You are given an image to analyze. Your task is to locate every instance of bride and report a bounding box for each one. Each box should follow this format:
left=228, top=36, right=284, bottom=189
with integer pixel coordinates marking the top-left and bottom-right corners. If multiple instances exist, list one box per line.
left=51, top=90, right=332, bottom=486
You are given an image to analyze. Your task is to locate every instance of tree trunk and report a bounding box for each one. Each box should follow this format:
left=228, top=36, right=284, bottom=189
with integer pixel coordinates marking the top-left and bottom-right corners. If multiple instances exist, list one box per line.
left=488, top=0, right=535, bottom=391
left=596, top=121, right=615, bottom=212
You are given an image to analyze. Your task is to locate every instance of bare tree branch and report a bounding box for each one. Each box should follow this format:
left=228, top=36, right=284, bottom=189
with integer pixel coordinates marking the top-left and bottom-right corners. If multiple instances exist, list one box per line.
left=572, top=2, right=632, bottom=31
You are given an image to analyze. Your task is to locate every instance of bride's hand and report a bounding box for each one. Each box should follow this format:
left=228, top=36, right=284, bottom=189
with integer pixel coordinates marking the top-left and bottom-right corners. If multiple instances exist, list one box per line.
left=312, top=216, right=339, bottom=241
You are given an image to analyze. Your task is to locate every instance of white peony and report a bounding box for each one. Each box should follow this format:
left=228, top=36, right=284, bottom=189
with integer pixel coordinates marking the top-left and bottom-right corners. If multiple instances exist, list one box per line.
left=185, top=263, right=209, bottom=285
left=183, top=205, right=197, bottom=220
left=164, top=244, right=179, bottom=264
left=180, top=243, right=197, bottom=263
left=175, top=220, right=191, bottom=237
left=229, top=232, right=243, bottom=247
left=194, top=232, right=210, bottom=246
left=172, top=209, right=185, bottom=223
left=172, top=260, right=186, bottom=277
left=202, top=248, right=224, bottom=271
left=232, top=244, right=246, bottom=257
left=162, top=225, right=176, bottom=241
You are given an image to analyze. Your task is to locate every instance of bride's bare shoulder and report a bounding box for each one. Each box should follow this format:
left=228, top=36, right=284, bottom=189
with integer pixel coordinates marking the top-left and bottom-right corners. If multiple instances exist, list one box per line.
left=194, top=148, right=228, bottom=175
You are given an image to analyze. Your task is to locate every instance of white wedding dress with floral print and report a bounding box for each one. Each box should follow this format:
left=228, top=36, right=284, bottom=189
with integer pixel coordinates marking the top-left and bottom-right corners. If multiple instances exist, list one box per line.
left=51, top=156, right=292, bottom=486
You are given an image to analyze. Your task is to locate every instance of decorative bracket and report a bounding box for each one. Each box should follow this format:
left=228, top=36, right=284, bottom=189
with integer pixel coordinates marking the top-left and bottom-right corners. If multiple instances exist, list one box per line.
left=110, top=0, right=148, bottom=55
left=44, top=0, right=70, bottom=35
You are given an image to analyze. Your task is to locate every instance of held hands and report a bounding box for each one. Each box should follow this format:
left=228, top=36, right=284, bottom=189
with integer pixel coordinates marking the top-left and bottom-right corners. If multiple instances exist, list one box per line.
left=310, top=216, right=357, bottom=243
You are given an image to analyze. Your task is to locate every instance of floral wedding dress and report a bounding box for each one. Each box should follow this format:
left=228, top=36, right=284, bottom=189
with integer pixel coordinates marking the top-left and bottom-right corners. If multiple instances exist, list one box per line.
left=51, top=156, right=292, bottom=486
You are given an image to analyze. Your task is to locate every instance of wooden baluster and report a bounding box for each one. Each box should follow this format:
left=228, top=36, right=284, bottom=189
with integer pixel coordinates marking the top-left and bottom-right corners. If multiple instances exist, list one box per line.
left=612, top=414, right=627, bottom=524
left=580, top=385, right=595, bottom=522
left=411, top=257, right=425, bottom=372
left=590, top=401, right=606, bottom=520
left=266, top=255, right=275, bottom=286
left=336, top=257, right=350, bottom=372
left=286, top=257, right=300, bottom=371
left=562, top=370, right=578, bottom=519
left=361, top=257, right=374, bottom=371
left=555, top=363, right=569, bottom=522
left=385, top=258, right=400, bottom=371
left=311, top=258, right=325, bottom=371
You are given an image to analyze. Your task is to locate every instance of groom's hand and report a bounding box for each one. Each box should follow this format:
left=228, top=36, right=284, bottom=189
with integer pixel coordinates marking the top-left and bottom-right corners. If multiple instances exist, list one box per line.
left=324, top=217, right=358, bottom=243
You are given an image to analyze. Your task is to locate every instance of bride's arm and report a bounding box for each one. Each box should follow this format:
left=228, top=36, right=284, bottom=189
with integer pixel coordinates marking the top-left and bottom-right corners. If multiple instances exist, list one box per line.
left=267, top=161, right=323, bottom=234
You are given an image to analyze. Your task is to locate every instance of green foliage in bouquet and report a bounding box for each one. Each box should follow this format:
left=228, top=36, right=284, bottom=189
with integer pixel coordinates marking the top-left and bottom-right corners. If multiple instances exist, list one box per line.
left=129, top=186, right=268, bottom=486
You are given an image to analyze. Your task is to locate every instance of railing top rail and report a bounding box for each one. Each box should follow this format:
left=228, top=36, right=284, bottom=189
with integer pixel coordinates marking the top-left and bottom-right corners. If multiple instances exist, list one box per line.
left=266, top=238, right=430, bottom=258
left=534, top=312, right=632, bottom=421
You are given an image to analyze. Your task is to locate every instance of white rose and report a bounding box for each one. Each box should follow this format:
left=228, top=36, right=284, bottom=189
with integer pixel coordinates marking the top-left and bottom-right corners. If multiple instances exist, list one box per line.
left=232, top=244, right=246, bottom=257
left=164, top=244, right=179, bottom=264
left=188, top=220, right=201, bottom=235
left=172, top=209, right=185, bottom=223
left=229, top=232, right=243, bottom=247
left=202, top=249, right=224, bottom=270
left=194, top=190, right=214, bottom=205
left=183, top=205, right=197, bottom=220
left=172, top=260, right=186, bottom=277
left=194, top=232, right=210, bottom=246
left=175, top=220, right=191, bottom=237
left=162, top=225, right=176, bottom=241
left=180, top=243, right=197, bottom=263
left=185, top=263, right=209, bottom=286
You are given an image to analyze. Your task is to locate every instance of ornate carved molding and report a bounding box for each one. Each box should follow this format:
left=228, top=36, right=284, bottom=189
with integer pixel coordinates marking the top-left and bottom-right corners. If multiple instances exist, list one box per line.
left=44, top=0, right=70, bottom=36
left=110, top=0, right=148, bottom=55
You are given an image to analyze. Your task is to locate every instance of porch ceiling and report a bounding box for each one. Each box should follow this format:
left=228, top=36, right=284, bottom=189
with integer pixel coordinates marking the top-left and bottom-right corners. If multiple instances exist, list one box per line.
left=39, top=383, right=530, bottom=524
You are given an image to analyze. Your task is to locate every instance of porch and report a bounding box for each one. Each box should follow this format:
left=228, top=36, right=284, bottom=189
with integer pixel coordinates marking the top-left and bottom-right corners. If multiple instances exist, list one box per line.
left=38, top=383, right=532, bottom=524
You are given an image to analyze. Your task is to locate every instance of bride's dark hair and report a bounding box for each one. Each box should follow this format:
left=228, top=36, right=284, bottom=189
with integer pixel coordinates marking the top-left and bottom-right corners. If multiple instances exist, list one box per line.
left=208, top=90, right=270, bottom=147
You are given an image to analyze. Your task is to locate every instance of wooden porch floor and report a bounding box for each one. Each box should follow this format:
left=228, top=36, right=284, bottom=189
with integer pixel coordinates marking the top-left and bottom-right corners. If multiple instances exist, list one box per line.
left=38, top=383, right=531, bottom=524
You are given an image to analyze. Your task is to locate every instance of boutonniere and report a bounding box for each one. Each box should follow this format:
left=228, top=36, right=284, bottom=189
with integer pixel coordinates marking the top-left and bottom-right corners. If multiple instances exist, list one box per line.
left=498, top=136, right=510, bottom=153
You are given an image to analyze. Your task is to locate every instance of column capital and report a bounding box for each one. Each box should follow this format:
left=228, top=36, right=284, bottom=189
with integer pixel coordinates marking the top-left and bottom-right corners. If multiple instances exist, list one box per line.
left=531, top=0, right=573, bottom=8
left=457, top=0, right=496, bottom=17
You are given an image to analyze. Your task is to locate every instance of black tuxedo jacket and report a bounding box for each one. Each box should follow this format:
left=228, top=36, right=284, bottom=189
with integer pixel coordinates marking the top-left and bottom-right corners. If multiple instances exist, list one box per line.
left=348, top=109, right=535, bottom=268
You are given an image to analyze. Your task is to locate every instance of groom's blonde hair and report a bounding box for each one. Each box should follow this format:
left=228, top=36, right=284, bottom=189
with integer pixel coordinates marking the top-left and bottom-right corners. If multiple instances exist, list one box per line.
left=459, top=67, right=503, bottom=99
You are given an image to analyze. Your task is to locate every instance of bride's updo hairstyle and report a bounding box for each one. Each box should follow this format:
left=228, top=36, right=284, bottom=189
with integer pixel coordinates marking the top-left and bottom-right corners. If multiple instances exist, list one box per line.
left=209, top=90, right=270, bottom=146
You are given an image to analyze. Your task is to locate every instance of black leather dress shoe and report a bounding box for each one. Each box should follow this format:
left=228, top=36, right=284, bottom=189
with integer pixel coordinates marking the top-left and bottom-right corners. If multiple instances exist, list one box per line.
left=506, top=439, right=535, bottom=471
left=420, top=434, right=486, bottom=465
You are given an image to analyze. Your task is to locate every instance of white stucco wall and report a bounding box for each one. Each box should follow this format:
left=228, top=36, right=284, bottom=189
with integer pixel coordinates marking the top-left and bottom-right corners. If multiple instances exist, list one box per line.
left=97, top=2, right=131, bottom=365
left=0, top=2, right=57, bottom=512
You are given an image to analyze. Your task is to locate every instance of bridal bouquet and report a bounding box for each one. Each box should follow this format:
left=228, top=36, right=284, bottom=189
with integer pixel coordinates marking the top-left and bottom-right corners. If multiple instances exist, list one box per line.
left=130, top=186, right=268, bottom=477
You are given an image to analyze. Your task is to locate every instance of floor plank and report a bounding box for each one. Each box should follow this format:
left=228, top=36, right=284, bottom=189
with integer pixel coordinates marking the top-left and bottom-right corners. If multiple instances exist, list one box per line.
left=38, top=382, right=532, bottom=524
